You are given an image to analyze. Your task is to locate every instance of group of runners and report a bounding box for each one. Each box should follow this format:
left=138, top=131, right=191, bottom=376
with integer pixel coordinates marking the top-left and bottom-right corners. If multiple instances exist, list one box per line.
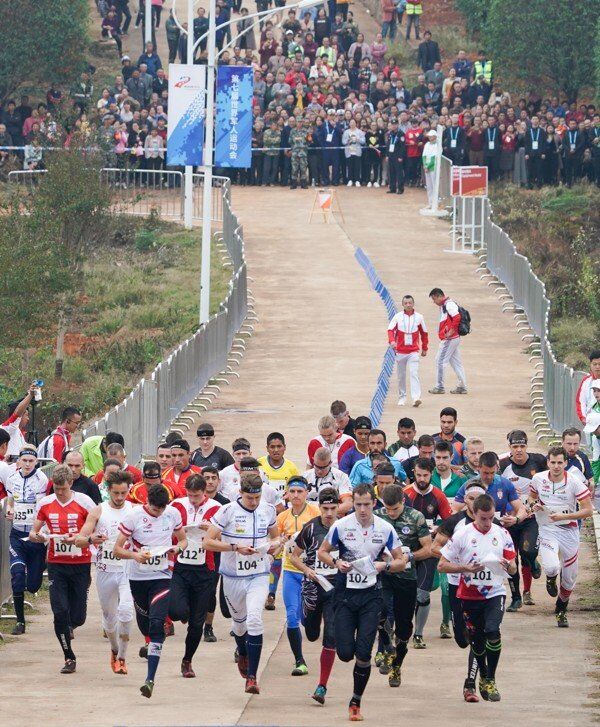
left=0, top=403, right=594, bottom=720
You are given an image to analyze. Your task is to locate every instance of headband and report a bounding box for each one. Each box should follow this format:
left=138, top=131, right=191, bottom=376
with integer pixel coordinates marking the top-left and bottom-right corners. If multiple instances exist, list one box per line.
left=466, top=486, right=486, bottom=497
left=287, top=476, right=308, bottom=490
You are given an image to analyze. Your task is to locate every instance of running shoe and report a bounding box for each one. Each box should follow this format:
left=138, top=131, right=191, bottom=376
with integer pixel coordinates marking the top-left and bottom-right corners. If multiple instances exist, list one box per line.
left=139, top=645, right=148, bottom=659
left=312, top=685, right=327, bottom=704
left=531, top=559, right=542, bottom=579
left=378, top=650, right=394, bottom=674
left=450, top=386, right=468, bottom=394
left=479, top=677, right=490, bottom=701
left=115, top=658, right=128, bottom=675
left=413, top=635, right=426, bottom=649
left=140, top=679, right=154, bottom=698
left=60, top=659, right=76, bottom=674
left=486, top=680, right=501, bottom=702
left=11, top=622, right=25, bottom=635
left=463, top=679, right=479, bottom=703
left=111, top=650, right=119, bottom=673
left=388, top=666, right=401, bottom=687
left=440, top=622, right=451, bottom=639
left=348, top=704, right=364, bottom=721
left=428, top=387, right=445, bottom=394
left=397, top=397, right=406, bottom=406
left=204, top=624, right=217, bottom=642
left=265, top=594, right=276, bottom=611
left=292, top=660, right=309, bottom=676
left=374, top=651, right=384, bottom=669
left=245, top=677, right=260, bottom=694
left=556, top=611, right=569, bottom=628
left=506, top=597, right=522, bottom=612
left=523, top=591, right=535, bottom=606
left=413, top=399, right=422, bottom=408
left=546, top=575, right=558, bottom=597
left=181, top=659, right=196, bottom=678
left=237, top=654, right=249, bottom=678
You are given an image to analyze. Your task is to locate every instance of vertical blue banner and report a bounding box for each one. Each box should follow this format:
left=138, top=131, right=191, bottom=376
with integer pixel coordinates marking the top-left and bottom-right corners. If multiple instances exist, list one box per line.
left=167, top=64, right=206, bottom=166
left=215, top=67, right=253, bottom=168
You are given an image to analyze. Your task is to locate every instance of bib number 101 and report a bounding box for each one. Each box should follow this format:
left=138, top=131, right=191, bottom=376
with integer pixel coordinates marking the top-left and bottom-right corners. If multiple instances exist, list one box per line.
left=472, top=569, right=492, bottom=582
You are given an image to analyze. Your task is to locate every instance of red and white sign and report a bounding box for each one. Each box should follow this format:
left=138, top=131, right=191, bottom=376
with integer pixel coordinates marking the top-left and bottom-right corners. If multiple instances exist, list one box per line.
left=451, top=166, right=488, bottom=197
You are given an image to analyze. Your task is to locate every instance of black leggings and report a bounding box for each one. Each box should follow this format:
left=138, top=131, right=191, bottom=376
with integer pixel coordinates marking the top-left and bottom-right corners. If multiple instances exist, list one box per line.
left=302, top=582, right=336, bottom=649
left=130, top=578, right=171, bottom=643
left=379, top=577, right=417, bottom=645
left=334, top=586, right=383, bottom=662
left=448, top=583, right=469, bottom=648
left=48, top=563, right=91, bottom=660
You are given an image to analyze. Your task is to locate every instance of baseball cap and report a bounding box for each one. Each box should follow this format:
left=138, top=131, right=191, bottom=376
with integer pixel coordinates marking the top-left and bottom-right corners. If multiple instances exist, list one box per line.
left=197, top=423, right=215, bottom=437
left=591, top=380, right=600, bottom=390
left=427, top=130, right=437, bottom=138
left=584, top=411, right=600, bottom=434
left=354, top=416, right=372, bottom=431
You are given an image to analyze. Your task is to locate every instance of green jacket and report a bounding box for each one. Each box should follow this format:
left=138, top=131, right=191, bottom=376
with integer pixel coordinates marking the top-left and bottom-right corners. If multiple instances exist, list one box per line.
left=431, top=469, right=466, bottom=499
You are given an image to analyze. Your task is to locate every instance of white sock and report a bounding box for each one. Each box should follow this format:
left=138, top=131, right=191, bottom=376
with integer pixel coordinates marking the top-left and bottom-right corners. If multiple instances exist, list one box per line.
left=118, top=620, right=132, bottom=659
left=106, top=630, right=119, bottom=654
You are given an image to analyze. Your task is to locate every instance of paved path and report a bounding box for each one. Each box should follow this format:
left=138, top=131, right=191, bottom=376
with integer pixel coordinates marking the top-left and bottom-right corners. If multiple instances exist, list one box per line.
left=1, top=185, right=597, bottom=726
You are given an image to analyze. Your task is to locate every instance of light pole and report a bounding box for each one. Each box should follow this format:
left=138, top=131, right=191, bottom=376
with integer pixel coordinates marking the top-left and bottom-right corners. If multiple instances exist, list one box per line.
left=172, top=0, right=319, bottom=323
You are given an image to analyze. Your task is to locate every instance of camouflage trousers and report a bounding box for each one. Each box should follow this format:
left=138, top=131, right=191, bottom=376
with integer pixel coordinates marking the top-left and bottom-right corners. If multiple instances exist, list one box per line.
left=291, top=153, right=308, bottom=183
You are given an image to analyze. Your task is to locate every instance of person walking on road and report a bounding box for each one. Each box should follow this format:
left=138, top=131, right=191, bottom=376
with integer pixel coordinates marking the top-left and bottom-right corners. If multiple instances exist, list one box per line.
left=387, top=294, right=428, bottom=407
left=428, top=288, right=467, bottom=395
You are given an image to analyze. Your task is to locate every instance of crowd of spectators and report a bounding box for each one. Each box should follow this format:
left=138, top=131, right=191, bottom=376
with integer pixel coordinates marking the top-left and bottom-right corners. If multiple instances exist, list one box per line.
left=0, top=1, right=598, bottom=191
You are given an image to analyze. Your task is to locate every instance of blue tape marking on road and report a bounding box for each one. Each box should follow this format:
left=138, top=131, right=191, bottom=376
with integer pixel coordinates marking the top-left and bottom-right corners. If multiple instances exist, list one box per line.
left=354, top=247, right=398, bottom=427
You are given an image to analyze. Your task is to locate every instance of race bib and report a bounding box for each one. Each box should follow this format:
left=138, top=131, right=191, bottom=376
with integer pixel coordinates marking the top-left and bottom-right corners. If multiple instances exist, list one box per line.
left=236, top=551, right=265, bottom=574
left=465, top=568, right=502, bottom=587
left=532, top=141, right=538, bottom=150
left=139, top=553, right=168, bottom=572
left=403, top=333, right=413, bottom=346
left=450, top=139, right=457, bottom=148
left=54, top=540, right=82, bottom=558
left=570, top=144, right=575, bottom=152
left=326, top=132, right=333, bottom=143
left=346, top=570, right=377, bottom=589
left=488, top=141, right=495, bottom=150
left=389, top=143, right=395, bottom=153
left=100, top=540, right=123, bottom=571
left=178, top=542, right=206, bottom=566
left=13, top=502, right=35, bottom=527
left=315, top=550, right=338, bottom=577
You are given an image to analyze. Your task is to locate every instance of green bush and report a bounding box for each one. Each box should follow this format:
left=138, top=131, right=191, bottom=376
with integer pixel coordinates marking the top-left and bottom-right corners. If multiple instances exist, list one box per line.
left=455, top=0, right=492, bottom=35
left=135, top=228, right=159, bottom=252
left=90, top=337, right=162, bottom=375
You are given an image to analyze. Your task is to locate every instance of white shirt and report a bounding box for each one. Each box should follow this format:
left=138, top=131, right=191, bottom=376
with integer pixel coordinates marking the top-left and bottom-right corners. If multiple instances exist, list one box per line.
left=302, top=466, right=352, bottom=501
left=119, top=504, right=182, bottom=581
left=441, top=521, right=515, bottom=600
left=392, top=444, right=419, bottom=462
left=210, top=500, right=276, bottom=578
left=219, top=466, right=281, bottom=508
left=171, top=495, right=221, bottom=567
left=2, top=416, right=27, bottom=458
left=96, top=500, right=134, bottom=572
left=530, top=470, right=589, bottom=530
left=6, top=468, right=49, bottom=531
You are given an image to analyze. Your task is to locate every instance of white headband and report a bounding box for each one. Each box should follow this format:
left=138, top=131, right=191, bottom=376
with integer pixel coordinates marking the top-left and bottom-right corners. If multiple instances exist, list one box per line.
left=466, top=486, right=486, bottom=497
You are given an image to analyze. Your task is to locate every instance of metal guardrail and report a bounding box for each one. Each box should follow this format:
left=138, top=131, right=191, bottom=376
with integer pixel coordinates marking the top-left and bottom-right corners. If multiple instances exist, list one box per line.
left=0, top=502, right=11, bottom=623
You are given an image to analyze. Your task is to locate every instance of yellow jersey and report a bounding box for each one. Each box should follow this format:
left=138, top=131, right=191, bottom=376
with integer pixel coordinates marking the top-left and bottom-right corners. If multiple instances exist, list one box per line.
left=258, top=456, right=300, bottom=497
left=276, top=503, right=320, bottom=573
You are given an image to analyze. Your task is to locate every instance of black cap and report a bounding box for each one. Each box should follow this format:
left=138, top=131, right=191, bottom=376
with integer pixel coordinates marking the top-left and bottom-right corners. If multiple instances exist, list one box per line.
left=354, top=416, right=372, bottom=431
left=196, top=423, right=215, bottom=437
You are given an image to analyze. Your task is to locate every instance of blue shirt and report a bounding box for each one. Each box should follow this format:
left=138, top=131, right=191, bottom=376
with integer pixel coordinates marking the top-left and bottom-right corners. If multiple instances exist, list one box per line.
left=349, top=456, right=407, bottom=487
left=454, top=474, right=519, bottom=515
left=339, top=447, right=368, bottom=475
left=567, top=451, right=593, bottom=480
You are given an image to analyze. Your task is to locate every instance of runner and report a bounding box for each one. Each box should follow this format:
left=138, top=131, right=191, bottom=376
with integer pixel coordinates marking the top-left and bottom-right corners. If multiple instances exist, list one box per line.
left=74, top=470, right=135, bottom=674
left=530, top=446, right=593, bottom=627
left=162, top=439, right=201, bottom=495
left=169, top=474, right=221, bottom=677
left=191, top=423, right=235, bottom=470
left=433, top=407, right=466, bottom=465
left=403, top=434, right=435, bottom=483
left=276, top=475, right=320, bottom=675
left=404, top=457, right=453, bottom=645
left=498, top=431, right=546, bottom=610
left=156, top=442, right=173, bottom=474
left=219, top=440, right=270, bottom=499
left=388, top=417, right=419, bottom=461
left=387, top=294, right=428, bottom=407
left=376, top=483, right=430, bottom=687
left=204, top=473, right=281, bottom=694
left=318, top=483, right=408, bottom=721
left=127, top=461, right=178, bottom=505
left=432, top=479, right=493, bottom=702
left=29, top=464, right=96, bottom=673
left=349, top=429, right=406, bottom=486
left=5, top=445, right=49, bottom=634
left=114, top=484, right=187, bottom=698
left=303, top=446, right=353, bottom=515
left=91, top=443, right=142, bottom=485
left=439, top=493, right=517, bottom=702
left=431, top=440, right=466, bottom=498
left=461, top=437, right=485, bottom=479
left=339, top=417, right=373, bottom=475
left=307, top=415, right=356, bottom=468
left=258, top=432, right=300, bottom=610
left=289, top=487, right=340, bottom=704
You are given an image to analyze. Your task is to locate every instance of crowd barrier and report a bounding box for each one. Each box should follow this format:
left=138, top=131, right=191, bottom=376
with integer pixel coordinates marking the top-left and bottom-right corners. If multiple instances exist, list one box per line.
left=437, top=156, right=586, bottom=436
left=0, top=502, right=11, bottom=623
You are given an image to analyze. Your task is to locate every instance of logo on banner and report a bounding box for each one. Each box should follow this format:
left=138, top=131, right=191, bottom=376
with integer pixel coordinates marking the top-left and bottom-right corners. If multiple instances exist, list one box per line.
left=174, top=76, right=191, bottom=88
left=167, top=63, right=206, bottom=167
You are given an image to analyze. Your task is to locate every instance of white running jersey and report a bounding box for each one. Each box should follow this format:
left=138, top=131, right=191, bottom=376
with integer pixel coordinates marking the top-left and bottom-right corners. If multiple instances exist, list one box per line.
left=219, top=465, right=281, bottom=508
left=326, top=513, right=400, bottom=590
left=2, top=416, right=27, bottom=458
left=118, top=504, right=182, bottom=581
left=441, top=522, right=515, bottom=600
left=171, top=496, right=221, bottom=567
left=6, top=468, right=49, bottom=531
left=530, top=470, right=589, bottom=529
left=391, top=444, right=419, bottom=462
left=307, top=433, right=355, bottom=468
left=302, top=466, right=352, bottom=502
left=0, top=460, right=15, bottom=490
left=210, top=499, right=276, bottom=578
left=96, top=500, right=134, bottom=573
left=445, top=514, right=471, bottom=587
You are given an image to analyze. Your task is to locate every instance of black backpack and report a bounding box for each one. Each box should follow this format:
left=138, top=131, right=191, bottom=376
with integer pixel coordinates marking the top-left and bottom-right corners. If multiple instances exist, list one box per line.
left=443, top=303, right=471, bottom=336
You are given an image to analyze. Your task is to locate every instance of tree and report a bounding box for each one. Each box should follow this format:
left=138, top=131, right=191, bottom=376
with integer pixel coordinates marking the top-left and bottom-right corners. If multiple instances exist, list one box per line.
left=455, top=0, right=492, bottom=36
left=485, top=0, right=600, bottom=100
left=0, top=0, right=89, bottom=104
left=596, top=17, right=600, bottom=103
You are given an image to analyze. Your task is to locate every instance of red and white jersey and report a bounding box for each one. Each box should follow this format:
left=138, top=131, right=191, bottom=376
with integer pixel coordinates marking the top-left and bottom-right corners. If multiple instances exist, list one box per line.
left=171, top=495, right=221, bottom=570
left=162, top=464, right=202, bottom=494
left=437, top=297, right=461, bottom=340
left=118, top=504, right=183, bottom=581
left=0, top=460, right=16, bottom=499
left=530, top=470, right=590, bottom=529
left=575, top=374, right=600, bottom=424
left=93, top=463, right=143, bottom=485
left=307, top=433, right=356, bottom=467
left=441, top=521, right=515, bottom=600
left=387, top=311, right=429, bottom=354
left=36, top=492, right=96, bottom=564
left=95, top=500, right=134, bottom=572
left=1, top=414, right=27, bottom=459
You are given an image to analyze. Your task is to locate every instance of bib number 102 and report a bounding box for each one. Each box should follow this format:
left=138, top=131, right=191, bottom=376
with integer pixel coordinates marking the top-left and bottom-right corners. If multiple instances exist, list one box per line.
left=347, top=572, right=368, bottom=585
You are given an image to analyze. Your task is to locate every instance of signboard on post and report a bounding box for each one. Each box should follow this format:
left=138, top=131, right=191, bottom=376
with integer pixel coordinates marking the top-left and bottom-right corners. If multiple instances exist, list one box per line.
left=215, top=67, right=253, bottom=168
left=451, top=166, right=488, bottom=197
left=167, top=64, right=207, bottom=167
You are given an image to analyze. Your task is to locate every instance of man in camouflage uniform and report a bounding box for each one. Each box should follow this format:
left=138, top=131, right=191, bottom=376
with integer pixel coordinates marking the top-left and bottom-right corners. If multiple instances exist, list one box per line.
left=289, top=118, right=310, bottom=189
left=262, top=121, right=281, bottom=186
left=375, top=482, right=431, bottom=687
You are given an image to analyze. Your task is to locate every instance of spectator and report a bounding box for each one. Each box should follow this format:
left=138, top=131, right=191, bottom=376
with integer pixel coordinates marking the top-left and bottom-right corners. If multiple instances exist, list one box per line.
left=380, top=0, right=397, bottom=40
left=442, top=114, right=466, bottom=167
left=472, top=49, right=493, bottom=84
left=452, top=50, right=472, bottom=81
left=193, top=7, right=209, bottom=55
left=405, top=0, right=422, bottom=40
left=500, top=124, right=517, bottom=181
left=417, top=30, right=440, bottom=72
left=342, top=119, right=365, bottom=186
left=137, top=42, right=162, bottom=77
left=38, top=407, right=82, bottom=462
left=237, top=8, right=257, bottom=50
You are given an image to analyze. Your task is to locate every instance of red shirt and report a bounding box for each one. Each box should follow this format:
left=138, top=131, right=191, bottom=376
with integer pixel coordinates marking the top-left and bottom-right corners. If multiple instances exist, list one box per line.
left=162, top=465, right=202, bottom=495
left=405, top=128, right=424, bottom=157
left=403, top=484, right=453, bottom=522
left=36, top=492, right=96, bottom=564
left=126, top=481, right=179, bottom=504
left=93, top=464, right=143, bottom=485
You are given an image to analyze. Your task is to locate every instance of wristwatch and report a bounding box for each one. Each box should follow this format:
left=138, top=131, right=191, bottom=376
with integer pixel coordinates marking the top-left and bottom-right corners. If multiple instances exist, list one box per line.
left=385, top=562, right=392, bottom=573
left=231, top=542, right=238, bottom=552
